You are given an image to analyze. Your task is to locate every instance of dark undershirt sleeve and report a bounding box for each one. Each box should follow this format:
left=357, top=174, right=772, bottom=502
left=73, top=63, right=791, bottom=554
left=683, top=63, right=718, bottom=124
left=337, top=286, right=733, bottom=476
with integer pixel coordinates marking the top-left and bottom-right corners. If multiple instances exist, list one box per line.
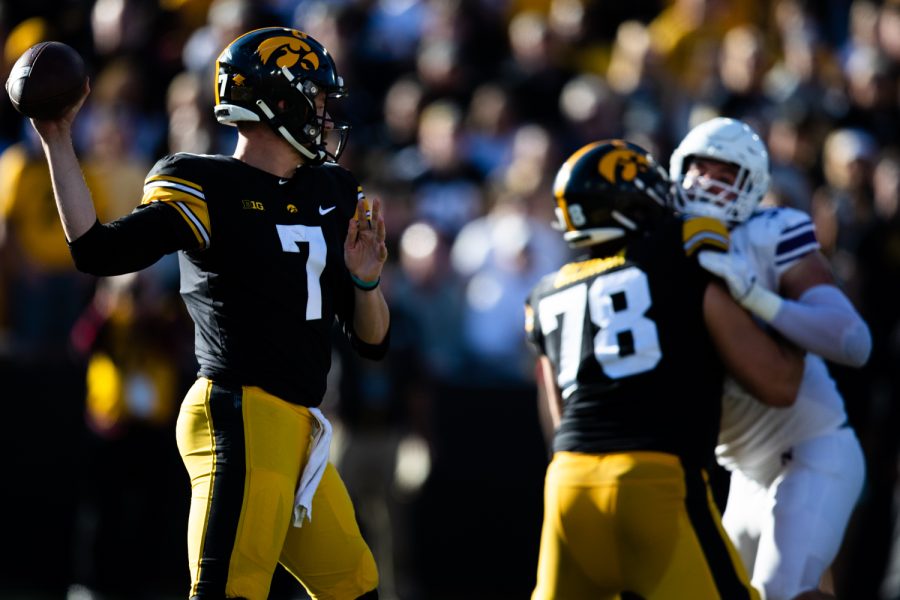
left=346, top=323, right=391, bottom=361
left=68, top=202, right=200, bottom=276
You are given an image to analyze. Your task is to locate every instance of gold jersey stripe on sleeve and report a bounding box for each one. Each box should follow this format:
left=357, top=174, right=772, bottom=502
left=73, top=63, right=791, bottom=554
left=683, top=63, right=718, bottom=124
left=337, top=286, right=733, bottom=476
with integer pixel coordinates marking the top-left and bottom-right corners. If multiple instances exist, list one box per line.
left=144, top=174, right=205, bottom=194
left=141, top=176, right=211, bottom=248
left=683, top=216, right=729, bottom=257
left=172, top=201, right=212, bottom=248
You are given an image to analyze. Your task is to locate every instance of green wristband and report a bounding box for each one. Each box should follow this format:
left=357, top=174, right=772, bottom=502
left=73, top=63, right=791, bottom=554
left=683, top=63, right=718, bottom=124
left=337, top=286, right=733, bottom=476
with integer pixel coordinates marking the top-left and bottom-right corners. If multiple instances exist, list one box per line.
left=351, top=274, right=380, bottom=291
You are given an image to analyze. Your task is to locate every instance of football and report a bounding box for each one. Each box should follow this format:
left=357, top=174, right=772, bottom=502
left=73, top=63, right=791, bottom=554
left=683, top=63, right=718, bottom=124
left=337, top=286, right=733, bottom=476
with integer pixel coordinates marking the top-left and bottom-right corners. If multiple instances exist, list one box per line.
left=5, top=41, right=87, bottom=120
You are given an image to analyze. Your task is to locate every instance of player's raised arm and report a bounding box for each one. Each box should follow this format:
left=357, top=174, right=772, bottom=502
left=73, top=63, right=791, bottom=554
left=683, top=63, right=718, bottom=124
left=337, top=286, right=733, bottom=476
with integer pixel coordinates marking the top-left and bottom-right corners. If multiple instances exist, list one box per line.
left=5, top=41, right=96, bottom=242
left=29, top=80, right=96, bottom=242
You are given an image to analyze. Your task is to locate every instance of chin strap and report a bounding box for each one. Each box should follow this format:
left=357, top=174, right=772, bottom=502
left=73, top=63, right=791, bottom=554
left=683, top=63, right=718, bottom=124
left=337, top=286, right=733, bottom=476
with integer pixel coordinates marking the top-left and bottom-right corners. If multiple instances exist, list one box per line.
left=254, top=99, right=324, bottom=164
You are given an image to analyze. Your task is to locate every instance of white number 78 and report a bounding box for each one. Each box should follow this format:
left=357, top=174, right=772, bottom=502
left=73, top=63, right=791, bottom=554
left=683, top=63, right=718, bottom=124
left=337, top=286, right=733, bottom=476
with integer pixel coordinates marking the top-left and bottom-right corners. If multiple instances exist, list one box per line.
left=538, top=266, right=661, bottom=390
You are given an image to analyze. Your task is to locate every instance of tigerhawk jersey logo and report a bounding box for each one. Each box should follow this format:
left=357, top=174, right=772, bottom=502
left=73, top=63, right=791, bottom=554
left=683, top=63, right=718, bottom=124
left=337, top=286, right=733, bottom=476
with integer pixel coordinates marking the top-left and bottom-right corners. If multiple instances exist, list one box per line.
left=256, top=33, right=320, bottom=71
left=597, top=147, right=650, bottom=184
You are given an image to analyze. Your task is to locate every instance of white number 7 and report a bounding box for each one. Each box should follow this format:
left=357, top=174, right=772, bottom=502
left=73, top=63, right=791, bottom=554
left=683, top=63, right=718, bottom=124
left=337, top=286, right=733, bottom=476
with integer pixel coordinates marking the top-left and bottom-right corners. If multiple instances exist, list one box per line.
left=277, top=224, right=327, bottom=320
left=218, top=72, right=229, bottom=98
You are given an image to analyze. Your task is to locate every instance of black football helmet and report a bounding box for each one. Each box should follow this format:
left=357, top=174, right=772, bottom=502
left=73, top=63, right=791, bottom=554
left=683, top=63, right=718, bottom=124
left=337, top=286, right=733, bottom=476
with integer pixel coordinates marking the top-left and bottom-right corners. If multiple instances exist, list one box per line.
left=552, top=140, right=672, bottom=247
left=214, top=27, right=350, bottom=165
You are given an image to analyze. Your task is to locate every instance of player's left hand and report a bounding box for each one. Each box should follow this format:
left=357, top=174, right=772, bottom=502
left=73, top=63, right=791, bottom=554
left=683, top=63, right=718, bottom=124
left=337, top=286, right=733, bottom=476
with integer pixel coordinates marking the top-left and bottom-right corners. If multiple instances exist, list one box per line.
left=344, top=196, right=387, bottom=284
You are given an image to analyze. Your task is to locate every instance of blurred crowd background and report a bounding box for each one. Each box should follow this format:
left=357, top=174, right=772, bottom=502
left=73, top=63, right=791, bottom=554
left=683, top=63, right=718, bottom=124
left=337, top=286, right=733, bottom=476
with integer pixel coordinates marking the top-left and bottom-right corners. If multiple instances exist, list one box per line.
left=0, top=0, right=898, bottom=599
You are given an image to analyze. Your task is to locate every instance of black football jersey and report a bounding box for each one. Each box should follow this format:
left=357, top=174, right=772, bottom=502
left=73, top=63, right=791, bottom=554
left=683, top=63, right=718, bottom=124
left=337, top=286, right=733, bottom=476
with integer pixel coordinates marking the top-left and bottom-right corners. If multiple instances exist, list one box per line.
left=133, top=152, right=380, bottom=406
left=525, top=215, right=730, bottom=465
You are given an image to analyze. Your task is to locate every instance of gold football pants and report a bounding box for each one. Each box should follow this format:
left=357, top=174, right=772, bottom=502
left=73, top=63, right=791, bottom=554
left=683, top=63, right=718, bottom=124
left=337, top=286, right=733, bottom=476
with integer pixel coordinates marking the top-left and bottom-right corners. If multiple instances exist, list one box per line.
left=176, top=378, right=378, bottom=600
left=532, top=451, right=759, bottom=600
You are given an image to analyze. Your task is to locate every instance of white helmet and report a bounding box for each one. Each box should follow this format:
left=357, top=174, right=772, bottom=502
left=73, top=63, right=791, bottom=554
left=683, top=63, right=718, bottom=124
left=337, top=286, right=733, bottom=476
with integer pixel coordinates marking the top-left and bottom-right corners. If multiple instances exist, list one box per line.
left=669, top=117, right=770, bottom=223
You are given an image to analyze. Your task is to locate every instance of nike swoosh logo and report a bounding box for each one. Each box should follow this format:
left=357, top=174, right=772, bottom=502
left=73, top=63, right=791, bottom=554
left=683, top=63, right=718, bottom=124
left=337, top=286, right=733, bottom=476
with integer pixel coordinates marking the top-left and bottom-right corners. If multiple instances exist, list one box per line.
left=319, top=205, right=336, bottom=215
left=278, top=178, right=290, bottom=185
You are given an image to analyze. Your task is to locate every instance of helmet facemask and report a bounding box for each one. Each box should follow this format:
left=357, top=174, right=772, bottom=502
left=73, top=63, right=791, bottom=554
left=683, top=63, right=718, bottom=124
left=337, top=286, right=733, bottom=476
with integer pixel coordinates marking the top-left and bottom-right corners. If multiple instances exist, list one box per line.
left=254, top=71, right=350, bottom=165
left=675, top=158, right=758, bottom=223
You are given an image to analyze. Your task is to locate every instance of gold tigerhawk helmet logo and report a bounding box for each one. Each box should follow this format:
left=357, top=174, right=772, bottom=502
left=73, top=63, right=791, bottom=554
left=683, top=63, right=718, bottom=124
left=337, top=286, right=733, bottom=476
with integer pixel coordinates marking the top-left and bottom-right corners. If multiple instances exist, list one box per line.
left=287, top=204, right=298, bottom=213
left=257, top=32, right=320, bottom=71
left=598, top=147, right=650, bottom=184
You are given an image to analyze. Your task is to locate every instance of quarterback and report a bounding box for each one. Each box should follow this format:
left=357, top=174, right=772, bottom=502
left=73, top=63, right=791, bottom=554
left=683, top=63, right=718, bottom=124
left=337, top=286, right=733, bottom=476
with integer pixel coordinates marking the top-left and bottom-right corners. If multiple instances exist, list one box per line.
left=671, top=117, right=871, bottom=600
left=30, top=28, right=388, bottom=600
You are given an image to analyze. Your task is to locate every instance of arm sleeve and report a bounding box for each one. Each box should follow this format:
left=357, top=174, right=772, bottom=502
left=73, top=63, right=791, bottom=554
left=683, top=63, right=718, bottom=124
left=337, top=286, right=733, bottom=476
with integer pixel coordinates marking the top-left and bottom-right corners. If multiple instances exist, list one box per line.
left=769, top=284, right=872, bottom=367
left=68, top=202, right=199, bottom=276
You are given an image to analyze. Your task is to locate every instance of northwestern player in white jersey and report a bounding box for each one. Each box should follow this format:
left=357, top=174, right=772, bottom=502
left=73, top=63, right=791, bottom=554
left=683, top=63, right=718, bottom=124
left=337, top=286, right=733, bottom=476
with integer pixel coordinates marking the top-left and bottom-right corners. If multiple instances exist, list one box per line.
left=669, top=117, right=872, bottom=600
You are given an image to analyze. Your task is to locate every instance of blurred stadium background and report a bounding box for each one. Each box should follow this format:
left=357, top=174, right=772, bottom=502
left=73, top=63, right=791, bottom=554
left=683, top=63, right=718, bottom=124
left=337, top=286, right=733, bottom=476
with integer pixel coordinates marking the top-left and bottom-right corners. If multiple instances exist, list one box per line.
left=0, top=0, right=898, bottom=599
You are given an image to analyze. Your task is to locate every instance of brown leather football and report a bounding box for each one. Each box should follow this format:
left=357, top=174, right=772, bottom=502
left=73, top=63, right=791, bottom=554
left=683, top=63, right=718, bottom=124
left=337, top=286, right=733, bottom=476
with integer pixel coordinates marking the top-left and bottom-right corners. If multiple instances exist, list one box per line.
left=5, top=41, right=87, bottom=120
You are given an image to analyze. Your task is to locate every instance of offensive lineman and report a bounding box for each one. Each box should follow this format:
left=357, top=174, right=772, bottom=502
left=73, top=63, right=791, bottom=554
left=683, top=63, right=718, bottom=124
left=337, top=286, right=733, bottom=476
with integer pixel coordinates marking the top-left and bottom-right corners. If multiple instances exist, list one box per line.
left=526, top=139, right=804, bottom=599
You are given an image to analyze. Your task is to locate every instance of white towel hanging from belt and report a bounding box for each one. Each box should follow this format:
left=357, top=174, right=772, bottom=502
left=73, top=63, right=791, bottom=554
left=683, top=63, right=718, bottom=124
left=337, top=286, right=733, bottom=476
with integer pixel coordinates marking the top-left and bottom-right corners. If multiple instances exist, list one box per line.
left=292, top=407, right=333, bottom=527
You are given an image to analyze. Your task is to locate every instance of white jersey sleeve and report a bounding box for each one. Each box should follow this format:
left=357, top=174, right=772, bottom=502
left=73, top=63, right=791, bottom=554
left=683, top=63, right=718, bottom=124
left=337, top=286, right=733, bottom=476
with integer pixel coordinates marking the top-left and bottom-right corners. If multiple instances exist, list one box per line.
left=759, top=207, right=820, bottom=278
